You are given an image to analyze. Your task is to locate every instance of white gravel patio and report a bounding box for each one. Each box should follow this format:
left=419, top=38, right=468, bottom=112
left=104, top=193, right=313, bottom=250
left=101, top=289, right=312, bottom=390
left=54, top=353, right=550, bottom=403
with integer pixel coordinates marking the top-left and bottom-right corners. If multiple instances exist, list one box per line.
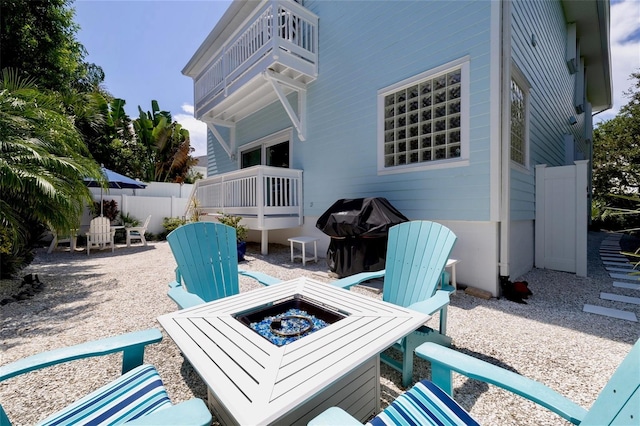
left=0, top=231, right=638, bottom=425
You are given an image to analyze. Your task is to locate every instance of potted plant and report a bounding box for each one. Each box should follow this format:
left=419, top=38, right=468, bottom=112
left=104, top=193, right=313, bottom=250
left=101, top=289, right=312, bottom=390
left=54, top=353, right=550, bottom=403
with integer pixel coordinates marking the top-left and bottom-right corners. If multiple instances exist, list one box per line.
left=217, top=212, right=248, bottom=261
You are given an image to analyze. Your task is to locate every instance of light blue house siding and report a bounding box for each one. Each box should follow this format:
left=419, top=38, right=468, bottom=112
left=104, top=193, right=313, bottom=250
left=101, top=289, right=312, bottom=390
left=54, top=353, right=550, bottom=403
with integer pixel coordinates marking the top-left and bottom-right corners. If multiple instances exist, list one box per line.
left=201, top=0, right=598, bottom=294
left=508, top=0, right=585, bottom=278
left=213, top=0, right=495, bottom=223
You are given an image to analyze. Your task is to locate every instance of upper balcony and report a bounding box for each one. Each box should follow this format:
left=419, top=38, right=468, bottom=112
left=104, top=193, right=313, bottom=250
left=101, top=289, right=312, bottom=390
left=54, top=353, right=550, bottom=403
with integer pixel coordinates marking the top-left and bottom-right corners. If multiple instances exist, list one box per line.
left=184, top=0, right=318, bottom=125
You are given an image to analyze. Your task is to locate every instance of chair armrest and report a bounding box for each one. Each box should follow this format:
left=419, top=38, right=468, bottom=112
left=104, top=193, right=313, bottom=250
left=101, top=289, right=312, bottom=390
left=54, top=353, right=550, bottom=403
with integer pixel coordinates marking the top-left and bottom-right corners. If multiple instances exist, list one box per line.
left=0, top=329, right=163, bottom=382
left=167, top=286, right=205, bottom=309
left=238, top=269, right=282, bottom=286
left=125, top=399, right=212, bottom=426
left=126, top=226, right=145, bottom=233
left=331, top=269, right=386, bottom=289
left=307, top=407, right=362, bottom=425
left=406, top=290, right=450, bottom=315
left=415, top=342, right=588, bottom=425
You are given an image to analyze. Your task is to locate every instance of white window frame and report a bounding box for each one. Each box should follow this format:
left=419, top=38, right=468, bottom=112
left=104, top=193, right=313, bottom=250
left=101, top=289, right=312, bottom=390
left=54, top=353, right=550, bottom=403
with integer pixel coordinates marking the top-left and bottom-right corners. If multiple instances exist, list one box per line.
left=510, top=64, right=531, bottom=171
left=238, top=128, right=293, bottom=168
left=377, top=56, right=470, bottom=175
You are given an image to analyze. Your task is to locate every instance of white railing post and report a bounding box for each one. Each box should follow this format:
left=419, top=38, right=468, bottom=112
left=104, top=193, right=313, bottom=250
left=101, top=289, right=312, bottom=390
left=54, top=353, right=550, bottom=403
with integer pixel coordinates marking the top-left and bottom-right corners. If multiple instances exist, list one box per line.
left=257, top=167, right=265, bottom=229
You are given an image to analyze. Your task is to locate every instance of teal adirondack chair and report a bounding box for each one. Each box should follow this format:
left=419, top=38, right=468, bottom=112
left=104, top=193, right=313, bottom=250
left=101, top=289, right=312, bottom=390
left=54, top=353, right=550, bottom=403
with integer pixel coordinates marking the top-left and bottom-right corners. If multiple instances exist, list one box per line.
left=309, top=339, right=640, bottom=425
left=332, top=220, right=457, bottom=387
left=167, top=222, right=281, bottom=309
left=0, top=329, right=212, bottom=426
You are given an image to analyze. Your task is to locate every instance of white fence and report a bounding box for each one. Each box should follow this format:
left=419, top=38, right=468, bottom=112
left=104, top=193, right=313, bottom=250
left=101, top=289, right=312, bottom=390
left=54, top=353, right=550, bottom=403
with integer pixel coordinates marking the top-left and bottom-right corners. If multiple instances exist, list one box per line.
left=83, top=182, right=193, bottom=235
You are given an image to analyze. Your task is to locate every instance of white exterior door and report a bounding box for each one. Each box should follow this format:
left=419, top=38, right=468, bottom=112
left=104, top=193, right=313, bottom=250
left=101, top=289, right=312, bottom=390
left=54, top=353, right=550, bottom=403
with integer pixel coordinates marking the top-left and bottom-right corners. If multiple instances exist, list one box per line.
left=534, top=161, right=588, bottom=276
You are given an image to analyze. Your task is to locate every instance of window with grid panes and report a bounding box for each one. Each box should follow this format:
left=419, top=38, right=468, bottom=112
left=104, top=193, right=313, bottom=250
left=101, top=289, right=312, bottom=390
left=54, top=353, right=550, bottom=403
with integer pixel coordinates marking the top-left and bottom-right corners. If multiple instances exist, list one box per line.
left=382, top=68, right=462, bottom=168
left=510, top=78, right=527, bottom=166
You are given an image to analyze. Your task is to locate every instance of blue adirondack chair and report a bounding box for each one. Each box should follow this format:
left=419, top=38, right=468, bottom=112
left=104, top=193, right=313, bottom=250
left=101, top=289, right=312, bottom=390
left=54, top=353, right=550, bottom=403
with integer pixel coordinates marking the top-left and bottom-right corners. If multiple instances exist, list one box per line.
left=0, top=329, right=212, bottom=426
left=332, top=220, right=457, bottom=387
left=167, top=222, right=281, bottom=309
left=309, top=339, right=640, bottom=425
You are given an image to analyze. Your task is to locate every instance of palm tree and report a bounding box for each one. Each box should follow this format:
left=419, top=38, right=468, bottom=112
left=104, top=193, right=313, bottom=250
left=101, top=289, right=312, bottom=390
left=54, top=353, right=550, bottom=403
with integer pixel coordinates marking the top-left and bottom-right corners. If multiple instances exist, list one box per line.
left=0, top=68, right=102, bottom=276
left=133, top=100, right=198, bottom=183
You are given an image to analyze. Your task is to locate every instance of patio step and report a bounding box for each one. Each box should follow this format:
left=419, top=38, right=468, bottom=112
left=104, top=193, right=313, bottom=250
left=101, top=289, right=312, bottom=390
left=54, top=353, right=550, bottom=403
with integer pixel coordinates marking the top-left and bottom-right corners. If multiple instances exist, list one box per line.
left=582, top=235, right=639, bottom=322
left=583, top=304, right=638, bottom=322
left=600, top=292, right=640, bottom=305
left=613, top=281, right=640, bottom=291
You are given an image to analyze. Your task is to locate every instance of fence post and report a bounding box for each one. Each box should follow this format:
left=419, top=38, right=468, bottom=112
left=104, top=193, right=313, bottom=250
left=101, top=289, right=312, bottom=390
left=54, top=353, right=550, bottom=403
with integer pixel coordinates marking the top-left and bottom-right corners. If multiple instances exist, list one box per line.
left=121, top=194, right=128, bottom=217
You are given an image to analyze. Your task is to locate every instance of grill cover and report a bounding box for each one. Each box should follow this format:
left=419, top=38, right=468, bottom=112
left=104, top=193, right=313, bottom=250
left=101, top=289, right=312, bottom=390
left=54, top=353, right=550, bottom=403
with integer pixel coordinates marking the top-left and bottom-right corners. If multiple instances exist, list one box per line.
left=316, top=198, right=409, bottom=277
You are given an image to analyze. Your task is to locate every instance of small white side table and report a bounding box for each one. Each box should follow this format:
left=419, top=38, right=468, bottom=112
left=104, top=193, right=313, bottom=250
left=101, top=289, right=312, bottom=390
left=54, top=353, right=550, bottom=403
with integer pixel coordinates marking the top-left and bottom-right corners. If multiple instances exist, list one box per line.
left=445, top=258, right=460, bottom=290
left=288, top=236, right=319, bottom=266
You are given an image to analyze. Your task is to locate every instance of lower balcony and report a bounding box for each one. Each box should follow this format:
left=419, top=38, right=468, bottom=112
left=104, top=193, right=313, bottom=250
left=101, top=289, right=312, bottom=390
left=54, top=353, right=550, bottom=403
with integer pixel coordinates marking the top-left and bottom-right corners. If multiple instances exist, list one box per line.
left=190, top=166, right=303, bottom=252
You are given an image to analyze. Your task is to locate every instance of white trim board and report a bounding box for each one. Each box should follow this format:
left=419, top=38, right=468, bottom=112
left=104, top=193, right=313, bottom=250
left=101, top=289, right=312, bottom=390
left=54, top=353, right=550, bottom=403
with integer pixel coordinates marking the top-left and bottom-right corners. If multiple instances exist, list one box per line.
left=614, top=281, right=640, bottom=291
left=600, top=292, right=640, bottom=305
left=583, top=304, right=638, bottom=322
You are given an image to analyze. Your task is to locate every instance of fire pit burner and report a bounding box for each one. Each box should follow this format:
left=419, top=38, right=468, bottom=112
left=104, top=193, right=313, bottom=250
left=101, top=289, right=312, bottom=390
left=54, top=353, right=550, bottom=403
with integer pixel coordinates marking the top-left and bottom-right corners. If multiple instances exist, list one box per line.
left=235, top=295, right=346, bottom=346
left=269, top=315, right=314, bottom=336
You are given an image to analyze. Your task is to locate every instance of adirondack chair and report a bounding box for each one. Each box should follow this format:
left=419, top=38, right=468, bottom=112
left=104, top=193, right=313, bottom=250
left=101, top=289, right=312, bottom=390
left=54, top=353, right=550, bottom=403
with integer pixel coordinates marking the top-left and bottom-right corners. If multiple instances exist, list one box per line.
left=309, top=339, right=640, bottom=425
left=47, top=229, right=78, bottom=253
left=167, top=222, right=282, bottom=309
left=126, top=215, right=151, bottom=247
left=0, top=329, right=212, bottom=426
left=332, top=220, right=457, bottom=387
left=86, top=216, right=115, bottom=255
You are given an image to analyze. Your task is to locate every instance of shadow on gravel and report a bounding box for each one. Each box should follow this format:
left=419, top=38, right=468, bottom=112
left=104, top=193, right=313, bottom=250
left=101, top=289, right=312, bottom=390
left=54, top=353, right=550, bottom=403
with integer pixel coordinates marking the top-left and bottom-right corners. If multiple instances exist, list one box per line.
left=0, top=245, right=159, bottom=350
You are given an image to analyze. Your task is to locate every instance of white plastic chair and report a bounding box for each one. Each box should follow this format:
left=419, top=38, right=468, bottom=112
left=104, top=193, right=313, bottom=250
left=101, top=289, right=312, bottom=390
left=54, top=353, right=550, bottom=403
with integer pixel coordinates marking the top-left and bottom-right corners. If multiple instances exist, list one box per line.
left=86, top=216, right=115, bottom=255
left=126, top=215, right=151, bottom=247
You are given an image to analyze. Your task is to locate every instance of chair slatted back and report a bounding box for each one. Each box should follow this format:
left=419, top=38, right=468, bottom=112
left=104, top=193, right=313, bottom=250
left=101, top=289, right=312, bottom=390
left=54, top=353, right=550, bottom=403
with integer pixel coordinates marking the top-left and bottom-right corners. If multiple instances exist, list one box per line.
left=582, top=339, right=640, bottom=425
left=167, top=222, right=240, bottom=303
left=90, top=217, right=112, bottom=245
left=382, top=221, right=457, bottom=307
left=141, top=215, right=151, bottom=229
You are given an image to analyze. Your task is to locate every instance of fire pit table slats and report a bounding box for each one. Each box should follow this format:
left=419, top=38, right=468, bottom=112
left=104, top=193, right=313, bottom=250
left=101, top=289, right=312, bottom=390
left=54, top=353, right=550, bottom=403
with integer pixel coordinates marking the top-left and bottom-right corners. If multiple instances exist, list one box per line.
left=273, top=315, right=415, bottom=394
left=158, top=277, right=430, bottom=425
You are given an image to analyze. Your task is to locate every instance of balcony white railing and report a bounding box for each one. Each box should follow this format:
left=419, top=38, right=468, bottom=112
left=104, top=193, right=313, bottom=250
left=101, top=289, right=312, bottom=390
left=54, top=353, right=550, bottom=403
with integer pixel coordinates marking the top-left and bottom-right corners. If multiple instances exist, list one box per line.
left=194, top=0, right=318, bottom=111
left=190, top=166, right=303, bottom=229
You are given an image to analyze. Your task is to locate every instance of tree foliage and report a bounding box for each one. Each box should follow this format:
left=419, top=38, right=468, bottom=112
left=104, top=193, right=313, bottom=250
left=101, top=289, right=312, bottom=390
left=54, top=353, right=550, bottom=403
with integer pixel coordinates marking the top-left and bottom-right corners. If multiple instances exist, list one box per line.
left=592, top=71, right=640, bottom=230
left=0, top=69, right=103, bottom=277
left=132, top=101, right=198, bottom=183
left=0, top=0, right=104, bottom=93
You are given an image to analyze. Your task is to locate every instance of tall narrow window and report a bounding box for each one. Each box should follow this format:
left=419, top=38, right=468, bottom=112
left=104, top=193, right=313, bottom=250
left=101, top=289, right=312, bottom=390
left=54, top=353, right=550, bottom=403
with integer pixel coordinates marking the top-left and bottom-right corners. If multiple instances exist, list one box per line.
left=510, top=69, right=529, bottom=168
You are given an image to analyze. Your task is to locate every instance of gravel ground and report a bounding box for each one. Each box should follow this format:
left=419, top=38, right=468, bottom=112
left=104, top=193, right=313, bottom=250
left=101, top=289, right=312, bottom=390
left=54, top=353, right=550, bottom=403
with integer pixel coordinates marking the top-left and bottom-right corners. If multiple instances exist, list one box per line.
left=1, top=231, right=638, bottom=425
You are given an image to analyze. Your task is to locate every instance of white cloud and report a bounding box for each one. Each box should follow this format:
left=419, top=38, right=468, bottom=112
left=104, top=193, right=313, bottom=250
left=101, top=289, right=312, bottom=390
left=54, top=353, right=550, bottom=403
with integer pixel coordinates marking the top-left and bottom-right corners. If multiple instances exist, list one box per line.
left=596, top=0, right=640, bottom=123
left=175, top=103, right=207, bottom=157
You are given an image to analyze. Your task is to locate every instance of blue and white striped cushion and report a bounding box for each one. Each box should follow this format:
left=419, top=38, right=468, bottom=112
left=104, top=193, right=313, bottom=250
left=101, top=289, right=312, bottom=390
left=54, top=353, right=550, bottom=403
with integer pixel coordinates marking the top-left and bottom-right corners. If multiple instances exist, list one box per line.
left=38, top=364, right=172, bottom=426
left=367, top=380, right=480, bottom=426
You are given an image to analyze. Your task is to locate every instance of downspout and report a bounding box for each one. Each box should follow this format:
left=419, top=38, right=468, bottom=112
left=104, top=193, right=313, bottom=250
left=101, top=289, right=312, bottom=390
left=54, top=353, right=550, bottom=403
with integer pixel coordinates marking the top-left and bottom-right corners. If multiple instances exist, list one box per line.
left=499, top=0, right=512, bottom=283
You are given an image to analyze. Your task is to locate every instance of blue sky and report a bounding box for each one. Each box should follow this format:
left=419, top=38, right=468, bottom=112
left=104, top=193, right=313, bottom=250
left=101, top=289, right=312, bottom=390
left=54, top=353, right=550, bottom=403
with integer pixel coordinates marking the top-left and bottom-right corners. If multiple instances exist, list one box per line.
left=74, top=0, right=639, bottom=158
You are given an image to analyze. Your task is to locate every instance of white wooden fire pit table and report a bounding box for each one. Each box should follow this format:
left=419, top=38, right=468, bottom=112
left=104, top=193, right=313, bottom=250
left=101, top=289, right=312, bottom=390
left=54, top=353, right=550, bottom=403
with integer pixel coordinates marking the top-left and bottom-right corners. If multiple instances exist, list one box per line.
left=157, top=277, right=430, bottom=425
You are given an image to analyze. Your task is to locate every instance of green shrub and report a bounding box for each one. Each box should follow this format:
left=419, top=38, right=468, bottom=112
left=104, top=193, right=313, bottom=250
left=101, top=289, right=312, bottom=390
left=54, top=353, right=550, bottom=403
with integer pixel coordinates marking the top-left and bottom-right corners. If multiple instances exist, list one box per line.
left=216, top=213, right=248, bottom=241
left=160, top=217, right=187, bottom=240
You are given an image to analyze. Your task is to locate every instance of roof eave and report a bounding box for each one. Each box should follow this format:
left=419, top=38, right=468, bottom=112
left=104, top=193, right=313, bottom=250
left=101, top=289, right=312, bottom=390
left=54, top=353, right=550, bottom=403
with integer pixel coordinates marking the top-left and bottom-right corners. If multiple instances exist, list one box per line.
left=562, top=0, right=612, bottom=113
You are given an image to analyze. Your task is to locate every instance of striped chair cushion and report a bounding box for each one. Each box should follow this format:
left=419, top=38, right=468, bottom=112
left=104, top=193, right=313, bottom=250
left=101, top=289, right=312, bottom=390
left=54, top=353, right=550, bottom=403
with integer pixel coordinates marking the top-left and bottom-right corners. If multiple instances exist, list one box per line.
left=38, top=364, right=172, bottom=425
left=367, top=380, right=480, bottom=426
